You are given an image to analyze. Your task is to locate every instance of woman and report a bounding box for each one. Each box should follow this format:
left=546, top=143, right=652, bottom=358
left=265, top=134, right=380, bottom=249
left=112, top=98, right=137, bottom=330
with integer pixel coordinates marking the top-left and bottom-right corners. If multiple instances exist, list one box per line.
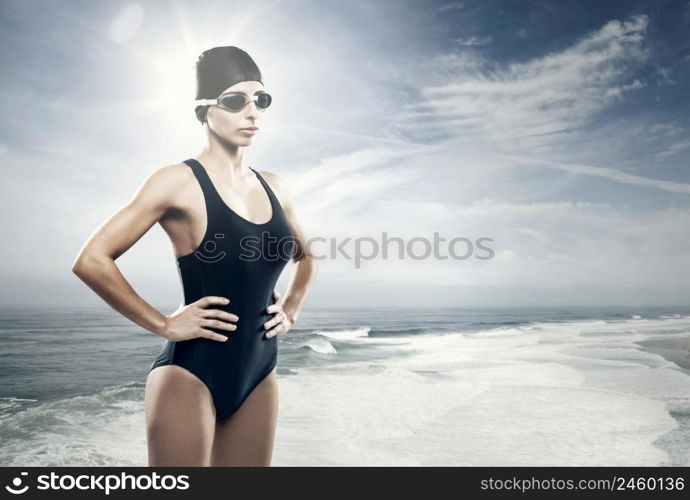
left=72, top=46, right=317, bottom=466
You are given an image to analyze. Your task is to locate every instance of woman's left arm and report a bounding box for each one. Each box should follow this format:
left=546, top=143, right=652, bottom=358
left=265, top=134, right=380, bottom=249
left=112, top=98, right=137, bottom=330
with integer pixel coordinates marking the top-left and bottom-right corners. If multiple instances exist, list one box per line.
left=261, top=171, right=318, bottom=338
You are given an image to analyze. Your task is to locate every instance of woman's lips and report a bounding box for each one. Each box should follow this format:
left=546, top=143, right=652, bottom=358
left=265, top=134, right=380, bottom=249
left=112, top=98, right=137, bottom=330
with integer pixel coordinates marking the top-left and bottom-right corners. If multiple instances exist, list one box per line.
left=239, top=128, right=258, bottom=136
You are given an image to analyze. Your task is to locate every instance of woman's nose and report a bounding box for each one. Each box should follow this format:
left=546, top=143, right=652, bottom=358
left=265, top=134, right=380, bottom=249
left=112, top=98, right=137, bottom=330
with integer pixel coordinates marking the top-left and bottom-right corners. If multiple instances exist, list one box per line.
left=244, top=100, right=260, bottom=117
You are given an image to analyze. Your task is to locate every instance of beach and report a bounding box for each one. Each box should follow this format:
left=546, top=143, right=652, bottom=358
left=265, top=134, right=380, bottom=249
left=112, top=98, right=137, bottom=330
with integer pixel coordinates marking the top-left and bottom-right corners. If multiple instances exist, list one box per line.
left=1, top=306, right=689, bottom=466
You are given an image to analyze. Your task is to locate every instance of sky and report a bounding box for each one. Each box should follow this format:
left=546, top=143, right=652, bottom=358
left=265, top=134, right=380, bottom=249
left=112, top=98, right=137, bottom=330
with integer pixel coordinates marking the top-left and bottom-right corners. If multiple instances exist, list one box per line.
left=1, top=0, right=689, bottom=308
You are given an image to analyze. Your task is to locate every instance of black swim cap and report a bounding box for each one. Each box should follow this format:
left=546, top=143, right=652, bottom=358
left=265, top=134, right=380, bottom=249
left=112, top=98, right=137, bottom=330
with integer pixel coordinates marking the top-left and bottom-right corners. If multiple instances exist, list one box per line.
left=194, top=46, right=263, bottom=124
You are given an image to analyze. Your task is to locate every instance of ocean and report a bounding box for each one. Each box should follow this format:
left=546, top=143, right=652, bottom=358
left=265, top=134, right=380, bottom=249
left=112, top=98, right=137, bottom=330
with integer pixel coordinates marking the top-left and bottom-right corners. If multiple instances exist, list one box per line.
left=1, top=305, right=689, bottom=466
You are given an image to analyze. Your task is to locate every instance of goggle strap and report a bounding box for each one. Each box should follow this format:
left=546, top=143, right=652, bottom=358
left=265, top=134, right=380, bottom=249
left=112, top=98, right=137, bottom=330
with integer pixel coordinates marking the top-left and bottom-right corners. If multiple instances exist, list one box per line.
left=194, top=99, right=218, bottom=106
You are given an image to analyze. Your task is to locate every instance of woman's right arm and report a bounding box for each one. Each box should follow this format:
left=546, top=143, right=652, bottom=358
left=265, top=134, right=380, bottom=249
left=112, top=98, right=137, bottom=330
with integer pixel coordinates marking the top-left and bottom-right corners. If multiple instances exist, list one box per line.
left=71, top=164, right=234, bottom=342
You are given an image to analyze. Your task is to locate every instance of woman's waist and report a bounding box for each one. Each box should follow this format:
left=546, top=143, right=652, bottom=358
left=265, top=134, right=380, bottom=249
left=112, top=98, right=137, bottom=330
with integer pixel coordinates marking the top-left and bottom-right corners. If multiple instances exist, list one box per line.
left=180, top=279, right=274, bottom=305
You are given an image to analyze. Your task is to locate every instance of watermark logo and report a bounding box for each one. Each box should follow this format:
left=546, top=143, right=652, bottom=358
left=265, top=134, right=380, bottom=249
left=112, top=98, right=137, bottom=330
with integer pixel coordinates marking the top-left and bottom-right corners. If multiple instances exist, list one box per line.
left=193, top=233, right=227, bottom=263
left=3, top=472, right=191, bottom=495
left=5, top=472, right=29, bottom=495
left=189, top=231, right=495, bottom=269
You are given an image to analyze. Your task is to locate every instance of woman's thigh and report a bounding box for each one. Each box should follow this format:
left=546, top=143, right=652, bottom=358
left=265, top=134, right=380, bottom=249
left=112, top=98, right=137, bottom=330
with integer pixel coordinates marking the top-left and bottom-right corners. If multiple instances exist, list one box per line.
left=210, top=367, right=279, bottom=466
left=145, top=365, right=216, bottom=466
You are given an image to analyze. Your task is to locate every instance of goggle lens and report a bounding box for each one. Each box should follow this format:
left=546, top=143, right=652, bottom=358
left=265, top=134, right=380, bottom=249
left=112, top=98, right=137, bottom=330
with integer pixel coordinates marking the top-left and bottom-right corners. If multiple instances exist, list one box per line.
left=218, top=92, right=272, bottom=111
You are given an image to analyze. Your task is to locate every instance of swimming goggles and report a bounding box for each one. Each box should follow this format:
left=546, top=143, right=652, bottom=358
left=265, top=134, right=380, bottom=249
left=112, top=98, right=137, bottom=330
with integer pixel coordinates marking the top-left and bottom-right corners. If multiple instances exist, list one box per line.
left=194, top=92, right=272, bottom=112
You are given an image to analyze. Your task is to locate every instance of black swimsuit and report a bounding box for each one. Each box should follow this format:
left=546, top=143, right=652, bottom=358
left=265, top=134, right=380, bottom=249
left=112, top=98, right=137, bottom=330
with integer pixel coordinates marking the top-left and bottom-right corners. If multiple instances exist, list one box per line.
left=149, top=158, right=294, bottom=419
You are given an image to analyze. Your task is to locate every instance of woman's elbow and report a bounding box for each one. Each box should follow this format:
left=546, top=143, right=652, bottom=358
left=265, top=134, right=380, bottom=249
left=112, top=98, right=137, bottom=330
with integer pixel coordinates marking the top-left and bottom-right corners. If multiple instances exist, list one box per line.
left=72, top=251, right=106, bottom=278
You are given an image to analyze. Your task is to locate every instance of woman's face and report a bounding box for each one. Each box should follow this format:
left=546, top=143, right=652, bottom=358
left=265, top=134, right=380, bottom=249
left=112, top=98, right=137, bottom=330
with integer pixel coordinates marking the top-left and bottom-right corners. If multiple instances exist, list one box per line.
left=205, top=80, right=266, bottom=146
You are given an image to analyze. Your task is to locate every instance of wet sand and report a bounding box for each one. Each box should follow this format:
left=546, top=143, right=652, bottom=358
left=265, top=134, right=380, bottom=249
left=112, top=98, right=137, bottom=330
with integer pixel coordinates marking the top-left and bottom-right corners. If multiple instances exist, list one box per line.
left=635, top=334, right=690, bottom=372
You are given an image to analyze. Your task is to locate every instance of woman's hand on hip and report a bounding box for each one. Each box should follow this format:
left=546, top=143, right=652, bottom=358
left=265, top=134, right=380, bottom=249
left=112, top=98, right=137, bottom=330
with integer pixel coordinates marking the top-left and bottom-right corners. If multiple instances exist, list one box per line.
left=263, top=289, right=293, bottom=339
left=163, top=296, right=238, bottom=342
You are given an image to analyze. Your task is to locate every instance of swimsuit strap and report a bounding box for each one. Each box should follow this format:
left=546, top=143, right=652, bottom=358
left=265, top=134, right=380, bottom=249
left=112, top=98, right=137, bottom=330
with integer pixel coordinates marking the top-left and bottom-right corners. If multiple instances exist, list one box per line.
left=182, top=158, right=228, bottom=226
left=248, top=166, right=281, bottom=211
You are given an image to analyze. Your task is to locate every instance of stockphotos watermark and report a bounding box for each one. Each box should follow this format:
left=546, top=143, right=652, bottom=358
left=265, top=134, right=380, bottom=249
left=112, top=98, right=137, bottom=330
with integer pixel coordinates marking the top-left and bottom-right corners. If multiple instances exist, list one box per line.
left=4, top=471, right=190, bottom=495
left=188, top=231, right=495, bottom=268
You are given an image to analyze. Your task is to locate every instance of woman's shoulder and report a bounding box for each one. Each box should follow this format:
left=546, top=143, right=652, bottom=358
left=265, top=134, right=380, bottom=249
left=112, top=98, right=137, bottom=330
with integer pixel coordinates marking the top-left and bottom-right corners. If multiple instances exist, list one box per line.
left=255, top=169, right=293, bottom=211
left=146, top=161, right=196, bottom=186
left=255, top=169, right=286, bottom=194
left=255, top=168, right=282, bottom=183
left=134, top=162, right=197, bottom=208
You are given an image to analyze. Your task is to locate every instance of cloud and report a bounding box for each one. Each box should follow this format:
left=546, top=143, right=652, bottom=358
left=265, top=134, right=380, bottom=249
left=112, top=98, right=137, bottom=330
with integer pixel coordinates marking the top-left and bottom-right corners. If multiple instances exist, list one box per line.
left=653, top=63, right=675, bottom=85
left=400, top=15, right=651, bottom=148
left=655, top=139, right=690, bottom=158
left=499, top=153, right=690, bottom=194
left=450, top=36, right=493, bottom=46
left=437, top=2, right=464, bottom=13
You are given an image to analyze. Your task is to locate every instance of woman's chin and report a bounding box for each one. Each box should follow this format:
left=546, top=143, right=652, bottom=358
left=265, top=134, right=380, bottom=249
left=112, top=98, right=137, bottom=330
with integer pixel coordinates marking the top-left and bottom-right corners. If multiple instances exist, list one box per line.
left=237, top=133, right=256, bottom=144
left=236, top=136, right=254, bottom=146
